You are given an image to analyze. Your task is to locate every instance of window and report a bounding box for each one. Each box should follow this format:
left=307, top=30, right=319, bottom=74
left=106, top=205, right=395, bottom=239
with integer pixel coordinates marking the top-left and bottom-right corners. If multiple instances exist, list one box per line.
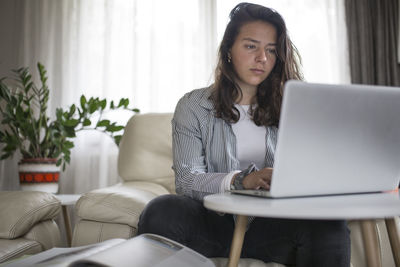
left=3, top=0, right=348, bottom=193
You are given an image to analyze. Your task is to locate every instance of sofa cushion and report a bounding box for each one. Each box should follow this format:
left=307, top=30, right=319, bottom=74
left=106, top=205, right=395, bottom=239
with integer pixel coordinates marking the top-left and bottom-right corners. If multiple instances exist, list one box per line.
left=0, top=238, right=42, bottom=263
left=75, top=182, right=169, bottom=227
left=72, top=220, right=135, bottom=247
left=118, top=113, right=175, bottom=193
left=0, top=191, right=60, bottom=239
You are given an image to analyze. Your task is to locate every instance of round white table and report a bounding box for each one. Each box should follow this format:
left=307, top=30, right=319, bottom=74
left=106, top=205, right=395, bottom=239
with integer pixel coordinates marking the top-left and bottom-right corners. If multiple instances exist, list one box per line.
left=204, top=191, right=400, bottom=267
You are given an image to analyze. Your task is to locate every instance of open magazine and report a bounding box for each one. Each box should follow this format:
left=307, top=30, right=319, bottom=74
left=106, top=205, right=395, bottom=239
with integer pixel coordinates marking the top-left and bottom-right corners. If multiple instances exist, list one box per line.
left=4, top=234, right=215, bottom=267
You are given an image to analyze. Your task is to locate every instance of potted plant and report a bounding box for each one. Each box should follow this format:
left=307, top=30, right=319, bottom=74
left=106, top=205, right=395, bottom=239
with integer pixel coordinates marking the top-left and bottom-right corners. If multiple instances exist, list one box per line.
left=0, top=62, right=139, bottom=193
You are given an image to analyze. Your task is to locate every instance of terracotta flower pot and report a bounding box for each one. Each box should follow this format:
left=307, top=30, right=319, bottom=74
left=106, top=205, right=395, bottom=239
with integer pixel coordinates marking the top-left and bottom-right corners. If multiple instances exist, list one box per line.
left=18, top=158, right=60, bottom=193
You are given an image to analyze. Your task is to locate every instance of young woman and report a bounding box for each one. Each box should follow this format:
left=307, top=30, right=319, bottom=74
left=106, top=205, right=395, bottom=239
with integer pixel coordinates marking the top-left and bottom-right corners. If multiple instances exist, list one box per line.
left=138, top=3, right=350, bottom=266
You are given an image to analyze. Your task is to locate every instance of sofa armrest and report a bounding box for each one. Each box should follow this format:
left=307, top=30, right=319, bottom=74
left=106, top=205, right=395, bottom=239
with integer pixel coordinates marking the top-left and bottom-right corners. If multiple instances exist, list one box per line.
left=0, top=191, right=61, bottom=239
left=0, top=238, right=42, bottom=263
left=24, top=220, right=61, bottom=250
left=75, top=182, right=170, bottom=227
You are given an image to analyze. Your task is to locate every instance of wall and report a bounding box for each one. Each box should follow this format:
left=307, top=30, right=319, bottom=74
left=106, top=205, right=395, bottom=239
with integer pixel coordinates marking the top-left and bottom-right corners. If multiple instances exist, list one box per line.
left=0, top=0, right=20, bottom=76
left=0, top=0, right=21, bottom=190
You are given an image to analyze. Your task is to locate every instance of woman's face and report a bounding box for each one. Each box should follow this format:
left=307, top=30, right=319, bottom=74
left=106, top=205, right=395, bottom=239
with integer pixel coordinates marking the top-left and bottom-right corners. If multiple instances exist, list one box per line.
left=230, top=20, right=277, bottom=93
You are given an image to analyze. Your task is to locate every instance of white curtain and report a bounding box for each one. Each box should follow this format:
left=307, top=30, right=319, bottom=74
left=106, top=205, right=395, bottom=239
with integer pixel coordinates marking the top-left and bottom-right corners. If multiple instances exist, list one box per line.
left=1, top=0, right=217, bottom=193
left=0, top=0, right=348, bottom=194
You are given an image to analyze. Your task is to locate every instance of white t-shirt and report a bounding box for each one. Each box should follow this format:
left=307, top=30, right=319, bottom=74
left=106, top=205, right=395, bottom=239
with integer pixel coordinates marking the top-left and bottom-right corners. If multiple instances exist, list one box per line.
left=220, top=104, right=267, bottom=192
left=232, top=104, right=266, bottom=170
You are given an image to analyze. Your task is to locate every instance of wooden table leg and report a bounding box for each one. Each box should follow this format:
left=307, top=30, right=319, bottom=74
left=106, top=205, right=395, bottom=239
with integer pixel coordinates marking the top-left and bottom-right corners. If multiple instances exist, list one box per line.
left=62, top=205, right=72, bottom=247
left=385, top=218, right=400, bottom=267
left=360, top=220, right=382, bottom=267
left=227, top=215, right=248, bottom=267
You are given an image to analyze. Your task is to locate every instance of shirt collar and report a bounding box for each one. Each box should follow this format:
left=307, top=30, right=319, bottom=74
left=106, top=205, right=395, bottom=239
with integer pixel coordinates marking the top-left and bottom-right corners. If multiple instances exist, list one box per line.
left=198, top=85, right=214, bottom=110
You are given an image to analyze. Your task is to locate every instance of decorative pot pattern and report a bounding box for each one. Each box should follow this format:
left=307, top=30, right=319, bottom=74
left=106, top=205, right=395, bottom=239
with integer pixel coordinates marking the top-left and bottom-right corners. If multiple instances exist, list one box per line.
left=18, top=158, right=60, bottom=193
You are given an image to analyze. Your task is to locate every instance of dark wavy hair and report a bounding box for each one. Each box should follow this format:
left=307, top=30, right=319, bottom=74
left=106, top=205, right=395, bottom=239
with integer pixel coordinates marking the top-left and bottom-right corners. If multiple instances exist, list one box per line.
left=211, top=2, right=303, bottom=127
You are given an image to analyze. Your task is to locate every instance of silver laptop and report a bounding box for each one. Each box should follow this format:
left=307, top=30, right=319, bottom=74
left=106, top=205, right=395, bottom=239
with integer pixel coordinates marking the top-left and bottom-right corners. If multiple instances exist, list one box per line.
left=231, top=80, right=400, bottom=198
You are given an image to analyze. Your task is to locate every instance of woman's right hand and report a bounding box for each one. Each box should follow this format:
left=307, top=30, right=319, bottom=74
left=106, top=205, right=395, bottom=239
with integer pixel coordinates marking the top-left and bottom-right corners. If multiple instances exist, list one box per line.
left=242, top=168, right=273, bottom=190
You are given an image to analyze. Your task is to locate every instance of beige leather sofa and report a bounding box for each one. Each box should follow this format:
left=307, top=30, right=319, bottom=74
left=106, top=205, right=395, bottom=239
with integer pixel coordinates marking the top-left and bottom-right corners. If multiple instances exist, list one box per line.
left=0, top=191, right=61, bottom=263
left=72, top=113, right=399, bottom=267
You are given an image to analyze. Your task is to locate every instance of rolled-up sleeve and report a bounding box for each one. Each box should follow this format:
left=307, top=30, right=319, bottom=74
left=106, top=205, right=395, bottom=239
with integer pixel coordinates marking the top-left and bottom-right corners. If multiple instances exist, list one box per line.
left=172, top=94, right=233, bottom=200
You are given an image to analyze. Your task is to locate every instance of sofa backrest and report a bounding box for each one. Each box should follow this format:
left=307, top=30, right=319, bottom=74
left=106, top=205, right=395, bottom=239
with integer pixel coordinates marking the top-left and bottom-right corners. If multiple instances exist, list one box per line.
left=118, top=113, right=175, bottom=193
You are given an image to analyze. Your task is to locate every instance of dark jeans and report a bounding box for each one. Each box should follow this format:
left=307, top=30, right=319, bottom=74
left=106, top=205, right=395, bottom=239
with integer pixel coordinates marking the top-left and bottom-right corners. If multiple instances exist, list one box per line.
left=137, top=194, right=351, bottom=267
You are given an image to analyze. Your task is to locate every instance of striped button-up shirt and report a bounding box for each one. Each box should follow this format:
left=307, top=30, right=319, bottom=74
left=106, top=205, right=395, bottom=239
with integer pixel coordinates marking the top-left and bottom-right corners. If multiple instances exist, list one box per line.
left=172, top=86, right=278, bottom=200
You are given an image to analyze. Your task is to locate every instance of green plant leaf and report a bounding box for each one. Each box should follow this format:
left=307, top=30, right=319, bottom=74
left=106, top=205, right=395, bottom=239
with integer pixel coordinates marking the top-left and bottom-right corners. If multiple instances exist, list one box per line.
left=83, top=118, right=91, bottom=126
left=106, top=125, right=124, bottom=132
left=113, top=135, right=122, bottom=146
left=0, top=153, right=12, bottom=160
left=89, top=102, right=97, bottom=114
left=63, top=141, right=74, bottom=149
left=100, top=99, right=106, bottom=110
left=15, top=106, right=24, bottom=121
left=124, top=98, right=129, bottom=107
left=64, top=153, right=70, bottom=163
left=56, top=108, right=63, bottom=120
left=69, top=104, right=76, bottom=117
left=64, top=119, right=80, bottom=127
left=23, top=74, right=32, bottom=88
left=64, top=126, right=76, bottom=137
left=117, top=98, right=125, bottom=108
left=96, top=119, right=110, bottom=127
left=80, top=95, right=87, bottom=109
